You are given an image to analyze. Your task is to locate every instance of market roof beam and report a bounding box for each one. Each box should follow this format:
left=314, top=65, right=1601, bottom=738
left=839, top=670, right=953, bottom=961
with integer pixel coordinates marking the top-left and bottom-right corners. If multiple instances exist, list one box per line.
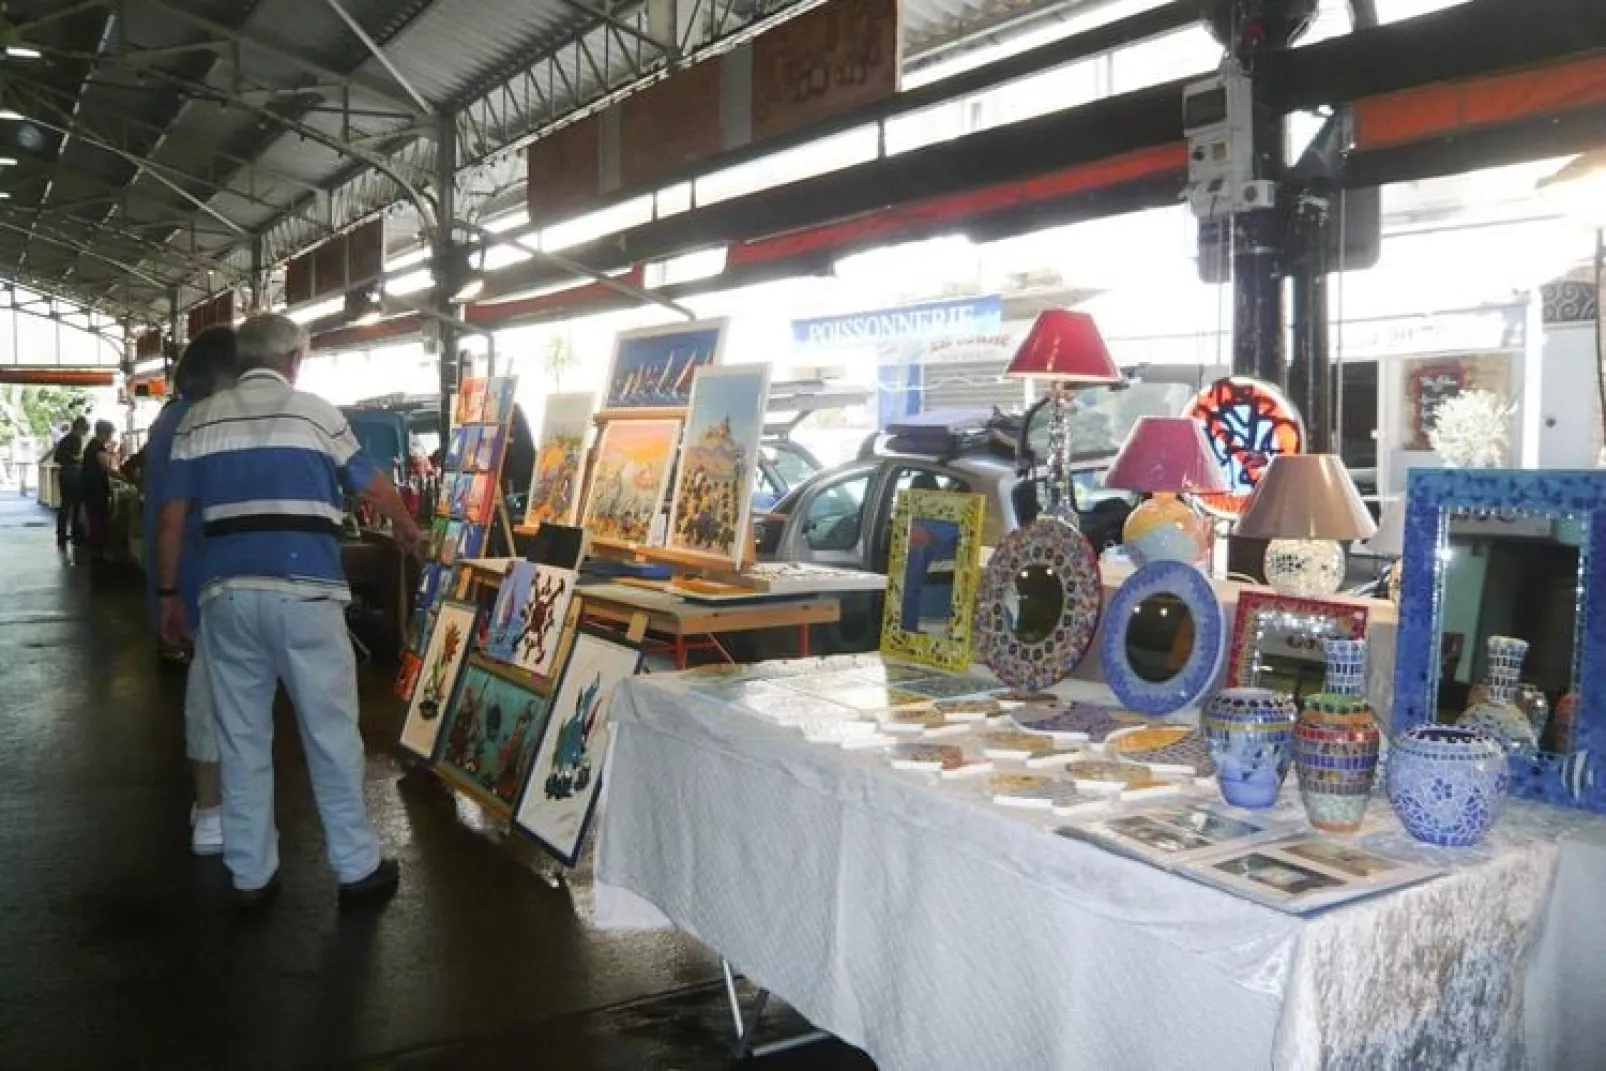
left=321, top=0, right=436, bottom=117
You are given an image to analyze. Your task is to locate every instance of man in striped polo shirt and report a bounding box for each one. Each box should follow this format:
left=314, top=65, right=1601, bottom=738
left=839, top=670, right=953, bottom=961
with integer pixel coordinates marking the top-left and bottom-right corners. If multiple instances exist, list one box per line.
left=156, top=313, right=424, bottom=910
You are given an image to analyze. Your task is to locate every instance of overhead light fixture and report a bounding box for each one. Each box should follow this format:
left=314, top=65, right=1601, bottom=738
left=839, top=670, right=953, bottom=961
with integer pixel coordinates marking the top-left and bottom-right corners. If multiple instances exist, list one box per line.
left=5, top=46, right=42, bottom=60
left=0, top=109, right=25, bottom=121
left=0, top=192, right=13, bottom=200
left=345, top=285, right=384, bottom=326
left=0, top=157, right=16, bottom=166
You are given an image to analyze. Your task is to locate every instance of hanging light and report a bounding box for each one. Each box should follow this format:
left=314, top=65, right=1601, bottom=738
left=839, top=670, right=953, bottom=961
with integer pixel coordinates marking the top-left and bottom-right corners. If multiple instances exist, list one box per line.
left=5, top=46, right=42, bottom=60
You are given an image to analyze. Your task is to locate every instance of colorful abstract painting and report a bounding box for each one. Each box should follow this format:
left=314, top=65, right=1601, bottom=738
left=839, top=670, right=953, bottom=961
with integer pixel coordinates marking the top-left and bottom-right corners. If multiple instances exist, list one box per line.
left=483, top=561, right=576, bottom=678
left=481, top=376, right=518, bottom=427
left=399, top=601, right=478, bottom=761
left=581, top=417, right=682, bottom=545
left=465, top=472, right=494, bottom=525
left=523, top=392, right=594, bottom=529
left=473, top=426, right=504, bottom=474
left=666, top=364, right=771, bottom=567
left=456, top=377, right=487, bottom=425
left=444, top=427, right=469, bottom=469
left=603, top=318, right=728, bottom=411
left=513, top=631, right=644, bottom=865
left=438, top=658, right=551, bottom=815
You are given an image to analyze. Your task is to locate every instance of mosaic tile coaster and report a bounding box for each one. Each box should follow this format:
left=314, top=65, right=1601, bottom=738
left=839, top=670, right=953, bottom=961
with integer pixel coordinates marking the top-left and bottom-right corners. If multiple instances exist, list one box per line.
left=1112, top=731, right=1217, bottom=777
left=1012, top=702, right=1147, bottom=743
left=898, top=675, right=1004, bottom=701
left=934, top=697, right=1006, bottom=723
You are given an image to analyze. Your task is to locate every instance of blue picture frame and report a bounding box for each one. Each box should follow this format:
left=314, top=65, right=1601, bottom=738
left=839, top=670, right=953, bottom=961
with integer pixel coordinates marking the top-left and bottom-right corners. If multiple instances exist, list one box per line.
left=1391, top=468, right=1606, bottom=810
left=1100, top=560, right=1226, bottom=716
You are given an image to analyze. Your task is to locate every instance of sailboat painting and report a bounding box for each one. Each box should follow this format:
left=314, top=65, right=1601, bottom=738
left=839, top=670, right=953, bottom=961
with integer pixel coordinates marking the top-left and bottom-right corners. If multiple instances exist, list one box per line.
left=602, top=318, right=728, bottom=412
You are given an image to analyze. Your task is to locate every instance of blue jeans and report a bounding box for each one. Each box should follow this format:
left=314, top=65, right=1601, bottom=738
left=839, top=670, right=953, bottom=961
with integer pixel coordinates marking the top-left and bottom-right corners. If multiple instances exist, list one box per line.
left=201, top=589, right=381, bottom=891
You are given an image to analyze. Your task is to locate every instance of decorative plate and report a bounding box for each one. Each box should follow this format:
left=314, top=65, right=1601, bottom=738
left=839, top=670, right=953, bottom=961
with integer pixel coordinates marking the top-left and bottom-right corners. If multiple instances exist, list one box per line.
left=975, top=517, right=1102, bottom=692
left=1100, top=560, right=1227, bottom=717
left=1184, top=375, right=1306, bottom=519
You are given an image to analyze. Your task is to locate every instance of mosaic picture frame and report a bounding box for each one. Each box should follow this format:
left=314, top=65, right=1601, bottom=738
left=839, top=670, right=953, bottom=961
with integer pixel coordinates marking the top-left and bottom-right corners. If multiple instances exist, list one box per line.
left=1227, top=591, right=1368, bottom=694
left=974, top=517, right=1102, bottom=691
left=1100, top=559, right=1226, bottom=716
left=1391, top=468, right=1606, bottom=811
left=879, top=488, right=986, bottom=672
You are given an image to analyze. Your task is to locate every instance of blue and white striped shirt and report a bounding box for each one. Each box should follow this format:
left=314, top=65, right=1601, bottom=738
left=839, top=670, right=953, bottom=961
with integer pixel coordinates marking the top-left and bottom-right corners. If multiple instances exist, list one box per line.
left=165, top=368, right=379, bottom=605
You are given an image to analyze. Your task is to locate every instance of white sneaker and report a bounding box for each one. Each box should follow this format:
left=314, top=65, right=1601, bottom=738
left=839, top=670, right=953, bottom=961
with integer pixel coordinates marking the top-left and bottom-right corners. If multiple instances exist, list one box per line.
left=191, top=809, right=223, bottom=856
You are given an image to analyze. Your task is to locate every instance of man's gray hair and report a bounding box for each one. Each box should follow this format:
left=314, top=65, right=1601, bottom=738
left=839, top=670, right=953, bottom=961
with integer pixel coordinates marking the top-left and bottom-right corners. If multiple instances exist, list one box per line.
left=235, top=313, right=310, bottom=372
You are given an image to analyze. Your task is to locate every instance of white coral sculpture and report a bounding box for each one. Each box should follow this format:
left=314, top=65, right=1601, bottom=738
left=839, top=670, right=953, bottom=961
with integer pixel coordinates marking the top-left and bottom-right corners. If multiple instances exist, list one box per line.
left=1428, top=389, right=1512, bottom=469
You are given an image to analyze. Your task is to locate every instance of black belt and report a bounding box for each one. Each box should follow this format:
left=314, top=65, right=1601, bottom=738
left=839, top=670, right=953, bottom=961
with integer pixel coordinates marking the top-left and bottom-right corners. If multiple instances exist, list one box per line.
left=203, top=515, right=342, bottom=539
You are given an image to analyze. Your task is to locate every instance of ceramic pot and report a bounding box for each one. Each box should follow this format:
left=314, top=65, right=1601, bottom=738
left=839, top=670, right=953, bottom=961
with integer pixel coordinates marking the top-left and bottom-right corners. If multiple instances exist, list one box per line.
left=1203, top=688, right=1297, bottom=809
left=1294, top=693, right=1381, bottom=832
left=1512, top=683, right=1551, bottom=741
left=1387, top=724, right=1508, bottom=847
left=1461, top=636, right=1538, bottom=752
left=1321, top=638, right=1368, bottom=698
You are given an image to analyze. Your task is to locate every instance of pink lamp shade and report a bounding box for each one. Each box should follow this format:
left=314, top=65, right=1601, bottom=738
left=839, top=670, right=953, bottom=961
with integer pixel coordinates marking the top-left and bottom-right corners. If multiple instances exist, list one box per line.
left=1104, top=416, right=1231, bottom=495
left=1005, top=310, right=1123, bottom=384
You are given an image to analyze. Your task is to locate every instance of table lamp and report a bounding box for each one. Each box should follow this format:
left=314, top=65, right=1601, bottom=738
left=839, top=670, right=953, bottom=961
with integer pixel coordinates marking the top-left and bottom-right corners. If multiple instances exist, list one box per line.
left=1007, top=310, right=1124, bottom=522
left=1103, top=416, right=1229, bottom=567
left=1234, top=454, right=1377, bottom=597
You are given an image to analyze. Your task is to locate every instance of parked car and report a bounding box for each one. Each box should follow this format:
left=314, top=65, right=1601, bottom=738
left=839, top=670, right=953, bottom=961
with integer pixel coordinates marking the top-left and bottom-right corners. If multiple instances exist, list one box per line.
left=751, top=381, right=870, bottom=510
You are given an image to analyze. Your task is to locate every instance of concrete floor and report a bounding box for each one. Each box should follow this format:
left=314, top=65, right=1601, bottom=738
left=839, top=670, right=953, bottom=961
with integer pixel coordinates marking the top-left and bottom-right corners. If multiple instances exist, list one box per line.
left=0, top=496, right=873, bottom=1070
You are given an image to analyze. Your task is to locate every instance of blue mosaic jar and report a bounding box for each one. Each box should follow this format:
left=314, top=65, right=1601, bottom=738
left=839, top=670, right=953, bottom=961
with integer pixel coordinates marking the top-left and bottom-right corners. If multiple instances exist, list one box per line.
left=1203, top=687, right=1297, bottom=809
left=1387, top=724, right=1509, bottom=847
left=1321, top=638, right=1368, bottom=698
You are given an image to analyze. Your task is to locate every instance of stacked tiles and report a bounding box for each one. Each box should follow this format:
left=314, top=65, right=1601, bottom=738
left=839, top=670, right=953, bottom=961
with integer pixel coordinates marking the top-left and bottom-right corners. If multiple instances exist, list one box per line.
left=1203, top=688, right=1298, bottom=809
left=1293, top=639, right=1382, bottom=833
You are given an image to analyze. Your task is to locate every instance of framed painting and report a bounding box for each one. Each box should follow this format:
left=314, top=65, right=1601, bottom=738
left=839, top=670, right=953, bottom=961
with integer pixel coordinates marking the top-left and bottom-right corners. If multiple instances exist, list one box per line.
left=603, top=317, right=728, bottom=413
left=473, top=426, right=503, bottom=474
left=483, top=561, right=577, bottom=678
left=880, top=488, right=986, bottom=671
left=1392, top=468, right=1605, bottom=811
left=456, top=376, right=487, bottom=425
left=481, top=376, right=518, bottom=428
left=1228, top=591, right=1368, bottom=702
left=581, top=417, right=682, bottom=546
left=437, top=656, right=552, bottom=817
left=665, top=364, right=771, bottom=568
left=1401, top=354, right=1511, bottom=451
left=512, top=628, right=646, bottom=866
left=399, top=600, right=479, bottom=762
left=523, top=392, right=594, bottom=529
left=465, top=472, right=494, bottom=525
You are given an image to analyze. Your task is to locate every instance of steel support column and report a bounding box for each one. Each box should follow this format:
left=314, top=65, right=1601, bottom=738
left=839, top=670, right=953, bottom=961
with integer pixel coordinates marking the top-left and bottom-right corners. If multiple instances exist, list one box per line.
left=1288, top=191, right=1332, bottom=451
left=432, top=115, right=459, bottom=443
left=250, top=234, right=270, bottom=312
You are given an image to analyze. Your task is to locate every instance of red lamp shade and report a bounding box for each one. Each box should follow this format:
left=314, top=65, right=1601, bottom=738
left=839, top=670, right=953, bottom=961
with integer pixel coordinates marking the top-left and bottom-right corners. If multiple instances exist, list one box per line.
left=1005, top=310, right=1123, bottom=384
left=1105, top=416, right=1231, bottom=494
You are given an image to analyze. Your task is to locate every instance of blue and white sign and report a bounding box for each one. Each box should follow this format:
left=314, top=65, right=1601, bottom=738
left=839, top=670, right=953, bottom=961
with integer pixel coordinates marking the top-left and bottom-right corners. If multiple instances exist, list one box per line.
left=792, top=296, right=1003, bottom=350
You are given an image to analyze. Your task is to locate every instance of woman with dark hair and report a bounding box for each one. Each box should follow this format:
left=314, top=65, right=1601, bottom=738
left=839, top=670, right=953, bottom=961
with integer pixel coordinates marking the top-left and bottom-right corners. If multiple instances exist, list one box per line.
left=143, top=326, right=241, bottom=856
left=79, top=419, right=124, bottom=558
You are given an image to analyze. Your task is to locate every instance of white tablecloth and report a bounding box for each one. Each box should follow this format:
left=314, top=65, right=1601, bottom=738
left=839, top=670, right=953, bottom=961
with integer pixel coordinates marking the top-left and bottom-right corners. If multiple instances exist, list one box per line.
left=594, top=673, right=1606, bottom=1070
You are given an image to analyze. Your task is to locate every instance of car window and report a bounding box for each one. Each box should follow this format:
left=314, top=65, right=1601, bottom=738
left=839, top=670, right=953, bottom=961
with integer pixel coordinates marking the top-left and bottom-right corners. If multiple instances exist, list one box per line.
left=767, top=444, right=818, bottom=490
left=803, top=472, right=872, bottom=552
left=889, top=465, right=970, bottom=500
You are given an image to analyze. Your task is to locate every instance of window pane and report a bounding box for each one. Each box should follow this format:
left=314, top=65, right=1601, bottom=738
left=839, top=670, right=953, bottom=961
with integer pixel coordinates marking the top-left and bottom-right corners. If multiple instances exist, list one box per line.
left=803, top=472, right=871, bottom=551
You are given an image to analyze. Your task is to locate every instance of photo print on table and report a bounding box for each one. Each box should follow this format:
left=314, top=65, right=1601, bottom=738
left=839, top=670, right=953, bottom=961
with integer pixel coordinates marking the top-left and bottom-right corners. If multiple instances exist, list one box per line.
left=523, top=392, right=595, bottom=529
left=513, top=630, right=646, bottom=866
left=582, top=417, right=682, bottom=545
left=483, top=561, right=577, bottom=678
left=1210, top=852, right=1345, bottom=898
left=665, top=364, right=771, bottom=568
left=437, top=658, right=551, bottom=816
left=399, top=601, right=479, bottom=761
left=603, top=318, right=728, bottom=412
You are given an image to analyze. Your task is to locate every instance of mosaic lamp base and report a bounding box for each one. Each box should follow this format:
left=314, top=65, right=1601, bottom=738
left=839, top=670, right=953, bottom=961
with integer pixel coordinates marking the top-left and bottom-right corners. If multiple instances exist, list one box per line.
left=1263, top=538, right=1346, bottom=598
left=1121, top=492, right=1211, bottom=568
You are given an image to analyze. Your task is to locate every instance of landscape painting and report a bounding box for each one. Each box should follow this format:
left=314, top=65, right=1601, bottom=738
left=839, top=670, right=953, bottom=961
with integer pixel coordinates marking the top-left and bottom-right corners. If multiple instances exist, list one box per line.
left=513, top=631, right=644, bottom=865
left=523, top=392, right=594, bottom=529
left=399, top=601, right=478, bottom=761
left=666, top=364, right=771, bottom=567
left=483, top=561, right=577, bottom=678
left=437, top=658, right=551, bottom=816
left=603, top=318, right=728, bottom=412
left=581, top=417, right=682, bottom=546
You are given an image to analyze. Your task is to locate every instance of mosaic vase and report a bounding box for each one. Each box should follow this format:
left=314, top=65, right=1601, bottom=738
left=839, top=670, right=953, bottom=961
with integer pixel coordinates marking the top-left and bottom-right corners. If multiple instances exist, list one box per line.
left=1387, top=724, right=1508, bottom=846
left=1294, top=694, right=1381, bottom=833
left=1321, top=638, right=1368, bottom=698
left=1460, top=636, right=1539, bottom=753
left=1512, top=683, right=1551, bottom=742
left=1203, top=688, right=1297, bottom=809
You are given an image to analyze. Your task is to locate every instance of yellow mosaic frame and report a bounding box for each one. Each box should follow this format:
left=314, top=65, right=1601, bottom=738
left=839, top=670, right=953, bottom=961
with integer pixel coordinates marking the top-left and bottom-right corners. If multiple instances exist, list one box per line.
left=879, top=488, right=986, bottom=671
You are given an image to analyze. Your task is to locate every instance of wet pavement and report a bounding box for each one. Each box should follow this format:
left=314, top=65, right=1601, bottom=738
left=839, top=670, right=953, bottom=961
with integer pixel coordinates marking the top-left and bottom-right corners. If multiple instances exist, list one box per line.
left=0, top=496, right=873, bottom=1069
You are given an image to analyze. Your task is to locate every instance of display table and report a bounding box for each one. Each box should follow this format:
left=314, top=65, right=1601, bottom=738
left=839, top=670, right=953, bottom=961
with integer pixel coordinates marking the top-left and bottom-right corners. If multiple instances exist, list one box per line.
left=594, top=670, right=1606, bottom=1070
left=341, top=531, right=413, bottom=658
left=576, top=581, right=842, bottom=669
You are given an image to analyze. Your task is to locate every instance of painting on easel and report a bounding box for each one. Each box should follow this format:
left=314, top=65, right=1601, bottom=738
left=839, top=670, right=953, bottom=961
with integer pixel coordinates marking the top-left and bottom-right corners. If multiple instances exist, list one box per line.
left=603, top=318, right=728, bottom=413
left=437, top=657, right=551, bottom=817
left=483, top=561, right=577, bottom=679
left=524, top=392, right=594, bottom=529
left=581, top=417, right=681, bottom=546
left=665, top=364, right=771, bottom=569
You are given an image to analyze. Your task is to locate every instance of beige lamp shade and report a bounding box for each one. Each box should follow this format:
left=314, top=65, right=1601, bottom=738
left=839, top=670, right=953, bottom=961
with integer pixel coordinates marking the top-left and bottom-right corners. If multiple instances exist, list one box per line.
left=1234, top=454, right=1378, bottom=542
left=1359, top=496, right=1405, bottom=557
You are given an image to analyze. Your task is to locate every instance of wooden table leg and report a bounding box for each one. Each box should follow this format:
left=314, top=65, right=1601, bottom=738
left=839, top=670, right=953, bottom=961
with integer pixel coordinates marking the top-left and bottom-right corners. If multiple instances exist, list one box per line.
left=674, top=633, right=687, bottom=670
left=799, top=624, right=810, bottom=657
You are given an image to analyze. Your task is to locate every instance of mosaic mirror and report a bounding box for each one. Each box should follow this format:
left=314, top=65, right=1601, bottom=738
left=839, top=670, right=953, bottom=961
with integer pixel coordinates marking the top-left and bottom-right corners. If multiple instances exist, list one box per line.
left=1392, top=469, right=1605, bottom=810
left=1100, top=560, right=1226, bottom=716
left=1227, top=591, right=1369, bottom=704
left=975, top=517, right=1103, bottom=691
left=880, top=488, right=986, bottom=671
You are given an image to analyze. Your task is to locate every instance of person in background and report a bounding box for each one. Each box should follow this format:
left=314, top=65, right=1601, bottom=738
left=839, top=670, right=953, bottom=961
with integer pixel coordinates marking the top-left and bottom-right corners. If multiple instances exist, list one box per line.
left=80, top=419, right=125, bottom=561
left=156, top=313, right=424, bottom=910
left=52, top=415, right=89, bottom=550
left=143, top=327, right=240, bottom=856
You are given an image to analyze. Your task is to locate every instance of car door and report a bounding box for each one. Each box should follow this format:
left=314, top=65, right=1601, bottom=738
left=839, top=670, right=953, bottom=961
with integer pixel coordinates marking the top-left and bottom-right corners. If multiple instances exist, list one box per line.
left=781, top=463, right=877, bottom=567
left=869, top=462, right=975, bottom=574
